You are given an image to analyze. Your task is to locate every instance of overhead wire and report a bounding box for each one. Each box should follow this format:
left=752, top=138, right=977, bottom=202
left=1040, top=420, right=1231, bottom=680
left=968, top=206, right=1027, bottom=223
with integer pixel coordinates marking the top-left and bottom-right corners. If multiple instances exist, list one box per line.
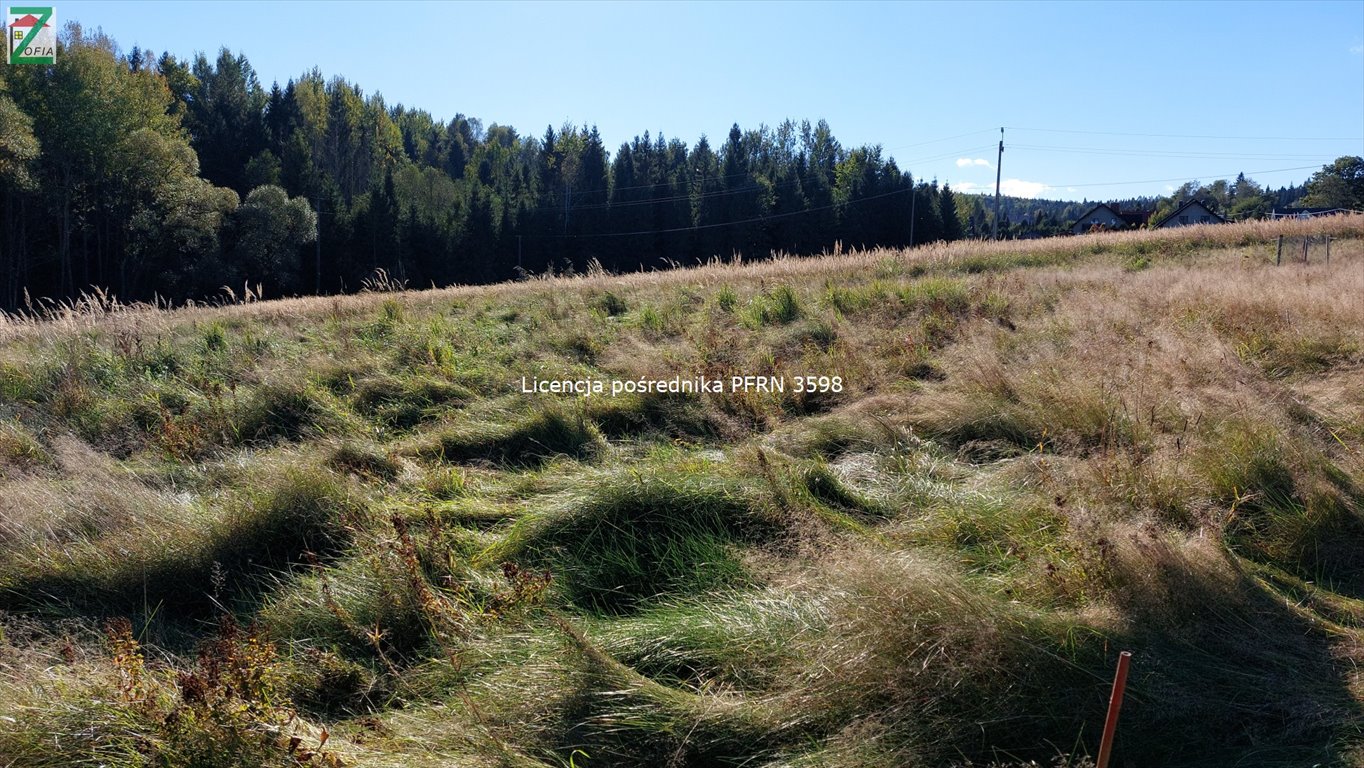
left=997, top=164, right=1324, bottom=190
left=477, top=125, right=1342, bottom=239
left=1010, top=143, right=1338, bottom=161
left=1005, top=126, right=1361, bottom=142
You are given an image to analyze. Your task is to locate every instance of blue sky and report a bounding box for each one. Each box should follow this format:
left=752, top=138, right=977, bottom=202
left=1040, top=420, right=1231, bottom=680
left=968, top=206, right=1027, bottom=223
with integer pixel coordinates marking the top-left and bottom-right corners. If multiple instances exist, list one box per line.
left=54, top=0, right=1364, bottom=201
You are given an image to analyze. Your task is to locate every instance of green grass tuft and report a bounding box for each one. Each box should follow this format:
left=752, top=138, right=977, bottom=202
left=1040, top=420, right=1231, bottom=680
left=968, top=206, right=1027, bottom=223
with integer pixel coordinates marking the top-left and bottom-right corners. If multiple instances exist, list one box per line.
left=351, top=373, right=470, bottom=430
left=423, top=406, right=603, bottom=467
left=328, top=441, right=402, bottom=481
left=0, top=420, right=50, bottom=472
left=0, top=464, right=364, bottom=618
left=592, top=291, right=629, bottom=317
left=746, top=284, right=802, bottom=326
left=491, top=468, right=784, bottom=613
left=234, top=381, right=352, bottom=445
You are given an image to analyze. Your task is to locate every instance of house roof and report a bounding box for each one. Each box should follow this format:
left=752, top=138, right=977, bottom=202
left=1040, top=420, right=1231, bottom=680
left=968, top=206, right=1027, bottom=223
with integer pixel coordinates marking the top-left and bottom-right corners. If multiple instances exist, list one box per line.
left=1073, top=203, right=1151, bottom=230
left=10, top=13, right=43, bottom=27
left=1155, top=199, right=1226, bottom=228
left=1075, top=203, right=1121, bottom=222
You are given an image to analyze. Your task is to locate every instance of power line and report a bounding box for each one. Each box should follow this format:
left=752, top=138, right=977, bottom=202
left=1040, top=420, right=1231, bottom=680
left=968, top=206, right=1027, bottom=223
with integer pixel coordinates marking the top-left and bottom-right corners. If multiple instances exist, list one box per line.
left=521, top=161, right=1328, bottom=243
left=1011, top=143, right=1337, bottom=160
left=1006, top=126, right=1361, bottom=142
left=1037, top=164, right=1324, bottom=190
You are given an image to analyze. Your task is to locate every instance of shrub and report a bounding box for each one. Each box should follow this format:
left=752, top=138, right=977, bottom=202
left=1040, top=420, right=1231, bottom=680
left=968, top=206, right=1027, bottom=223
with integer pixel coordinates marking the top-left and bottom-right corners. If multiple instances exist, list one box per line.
left=201, top=321, right=229, bottom=352
left=637, top=304, right=669, bottom=333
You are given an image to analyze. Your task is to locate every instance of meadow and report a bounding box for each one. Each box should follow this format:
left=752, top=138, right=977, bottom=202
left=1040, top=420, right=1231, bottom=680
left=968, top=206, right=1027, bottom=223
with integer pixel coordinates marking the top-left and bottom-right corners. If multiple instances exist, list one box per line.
left=2, top=215, right=1363, bottom=767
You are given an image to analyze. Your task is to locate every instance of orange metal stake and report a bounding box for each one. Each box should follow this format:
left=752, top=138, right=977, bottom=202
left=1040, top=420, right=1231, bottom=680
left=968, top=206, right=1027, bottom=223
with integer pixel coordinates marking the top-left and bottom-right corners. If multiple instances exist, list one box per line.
left=1095, top=651, right=1132, bottom=768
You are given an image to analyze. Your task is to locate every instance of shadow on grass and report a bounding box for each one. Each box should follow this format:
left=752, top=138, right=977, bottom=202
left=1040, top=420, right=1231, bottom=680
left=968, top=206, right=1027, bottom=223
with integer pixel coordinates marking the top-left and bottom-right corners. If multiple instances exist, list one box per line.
left=0, top=468, right=364, bottom=629
left=421, top=407, right=602, bottom=468
left=1100, top=538, right=1363, bottom=767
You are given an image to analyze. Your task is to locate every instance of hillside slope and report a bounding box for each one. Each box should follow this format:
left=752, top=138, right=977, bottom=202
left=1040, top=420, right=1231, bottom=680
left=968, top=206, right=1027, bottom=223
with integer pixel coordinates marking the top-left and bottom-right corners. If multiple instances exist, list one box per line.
left=3, top=217, right=1364, bottom=767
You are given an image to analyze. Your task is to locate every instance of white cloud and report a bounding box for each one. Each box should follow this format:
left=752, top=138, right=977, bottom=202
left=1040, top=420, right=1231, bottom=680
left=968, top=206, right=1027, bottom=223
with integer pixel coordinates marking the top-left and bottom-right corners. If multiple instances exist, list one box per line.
left=999, top=178, right=1049, bottom=198
left=1351, top=43, right=1364, bottom=55
left=940, top=179, right=1050, bottom=198
left=955, top=157, right=991, bottom=168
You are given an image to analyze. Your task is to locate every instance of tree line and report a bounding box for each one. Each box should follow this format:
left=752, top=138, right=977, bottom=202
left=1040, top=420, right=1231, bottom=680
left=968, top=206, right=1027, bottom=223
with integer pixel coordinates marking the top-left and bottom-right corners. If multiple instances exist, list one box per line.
left=0, top=27, right=972, bottom=309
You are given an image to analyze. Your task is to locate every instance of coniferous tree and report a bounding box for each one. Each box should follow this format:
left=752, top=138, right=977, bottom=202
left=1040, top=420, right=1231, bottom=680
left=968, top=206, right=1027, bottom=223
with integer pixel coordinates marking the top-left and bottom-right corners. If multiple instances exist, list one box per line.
left=939, top=183, right=963, bottom=241
left=183, top=49, right=268, bottom=194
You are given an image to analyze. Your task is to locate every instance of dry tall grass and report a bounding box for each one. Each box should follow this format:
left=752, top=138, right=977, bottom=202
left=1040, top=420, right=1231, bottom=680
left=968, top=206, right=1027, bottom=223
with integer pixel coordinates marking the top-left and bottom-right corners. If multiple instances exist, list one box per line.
left=3, top=214, right=1357, bottom=341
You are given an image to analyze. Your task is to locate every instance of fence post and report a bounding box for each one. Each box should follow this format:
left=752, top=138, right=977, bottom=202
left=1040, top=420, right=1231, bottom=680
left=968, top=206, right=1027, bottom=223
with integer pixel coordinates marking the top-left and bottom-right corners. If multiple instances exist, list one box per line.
left=1325, top=235, right=1331, bottom=265
left=1276, top=235, right=1282, bottom=265
left=1303, top=237, right=1309, bottom=265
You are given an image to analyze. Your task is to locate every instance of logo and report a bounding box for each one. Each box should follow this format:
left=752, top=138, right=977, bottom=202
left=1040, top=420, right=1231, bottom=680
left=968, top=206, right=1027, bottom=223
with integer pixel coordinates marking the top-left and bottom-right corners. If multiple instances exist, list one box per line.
left=7, top=6, right=55, bottom=65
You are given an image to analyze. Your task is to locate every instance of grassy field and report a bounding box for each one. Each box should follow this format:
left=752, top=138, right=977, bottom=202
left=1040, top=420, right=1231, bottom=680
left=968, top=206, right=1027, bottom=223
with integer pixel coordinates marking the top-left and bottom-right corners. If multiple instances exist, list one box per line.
left=2, top=216, right=1364, bottom=767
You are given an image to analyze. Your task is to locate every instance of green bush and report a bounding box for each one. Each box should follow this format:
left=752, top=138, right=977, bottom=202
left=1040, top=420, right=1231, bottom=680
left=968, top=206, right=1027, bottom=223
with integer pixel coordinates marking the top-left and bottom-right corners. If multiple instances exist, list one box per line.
left=715, top=285, right=738, bottom=312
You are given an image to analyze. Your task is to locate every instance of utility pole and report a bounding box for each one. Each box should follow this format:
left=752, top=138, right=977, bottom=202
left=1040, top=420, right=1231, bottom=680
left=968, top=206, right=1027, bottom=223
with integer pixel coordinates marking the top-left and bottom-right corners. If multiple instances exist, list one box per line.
left=991, top=127, right=1004, bottom=241
left=908, top=174, right=917, bottom=247
left=314, top=196, right=322, bottom=295
left=312, top=130, right=323, bottom=294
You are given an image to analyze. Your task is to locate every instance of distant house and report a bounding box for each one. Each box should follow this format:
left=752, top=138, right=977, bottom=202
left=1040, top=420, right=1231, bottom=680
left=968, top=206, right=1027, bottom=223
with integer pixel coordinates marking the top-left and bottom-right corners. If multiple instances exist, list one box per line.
left=1071, top=203, right=1150, bottom=235
left=1154, top=199, right=1225, bottom=228
left=1269, top=206, right=1349, bottom=220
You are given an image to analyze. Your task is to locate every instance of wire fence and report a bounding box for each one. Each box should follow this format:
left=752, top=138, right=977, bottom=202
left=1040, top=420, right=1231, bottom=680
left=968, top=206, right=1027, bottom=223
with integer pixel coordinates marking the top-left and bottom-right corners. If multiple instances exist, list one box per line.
left=1275, top=234, right=1334, bottom=265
